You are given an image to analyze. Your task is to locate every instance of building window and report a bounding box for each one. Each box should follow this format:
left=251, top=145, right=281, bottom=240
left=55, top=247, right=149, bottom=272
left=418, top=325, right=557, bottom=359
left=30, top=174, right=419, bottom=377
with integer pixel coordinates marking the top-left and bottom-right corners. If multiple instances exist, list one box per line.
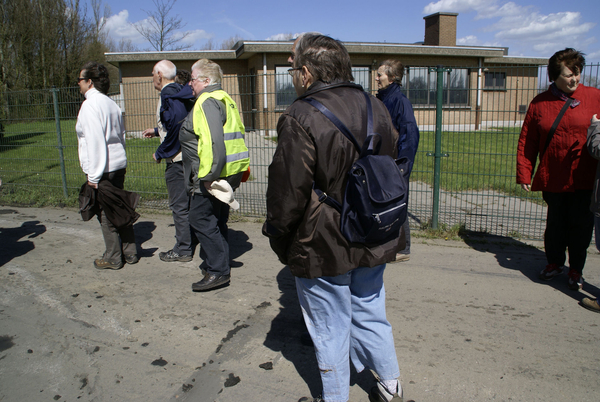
left=275, top=66, right=371, bottom=108
left=404, top=67, right=469, bottom=106
left=352, top=66, right=370, bottom=92
left=275, top=66, right=296, bottom=108
left=484, top=71, right=506, bottom=90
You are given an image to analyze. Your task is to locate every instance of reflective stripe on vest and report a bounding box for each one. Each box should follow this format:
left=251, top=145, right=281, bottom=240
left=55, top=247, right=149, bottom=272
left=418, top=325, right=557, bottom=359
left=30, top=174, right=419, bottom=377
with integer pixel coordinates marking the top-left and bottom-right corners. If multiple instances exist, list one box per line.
left=192, top=90, right=250, bottom=179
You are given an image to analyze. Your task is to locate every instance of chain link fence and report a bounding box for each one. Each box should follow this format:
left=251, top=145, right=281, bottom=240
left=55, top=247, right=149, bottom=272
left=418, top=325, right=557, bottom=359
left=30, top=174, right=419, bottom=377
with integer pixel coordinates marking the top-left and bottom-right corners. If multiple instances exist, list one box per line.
left=1, top=64, right=599, bottom=239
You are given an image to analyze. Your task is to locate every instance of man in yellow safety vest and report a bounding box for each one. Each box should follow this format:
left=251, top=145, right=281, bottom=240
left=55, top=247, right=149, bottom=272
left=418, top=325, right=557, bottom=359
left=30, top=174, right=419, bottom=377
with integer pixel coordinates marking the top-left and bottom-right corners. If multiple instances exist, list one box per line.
left=179, top=59, right=250, bottom=292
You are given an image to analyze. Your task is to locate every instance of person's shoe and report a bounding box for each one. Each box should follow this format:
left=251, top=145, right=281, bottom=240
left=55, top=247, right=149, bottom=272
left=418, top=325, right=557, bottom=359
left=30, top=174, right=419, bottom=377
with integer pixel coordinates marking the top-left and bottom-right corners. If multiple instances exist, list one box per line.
left=567, top=269, right=583, bottom=291
left=369, top=382, right=404, bottom=402
left=390, top=253, right=410, bottom=263
left=538, top=263, right=563, bottom=280
left=94, top=258, right=123, bottom=270
left=580, top=298, right=600, bottom=313
left=192, top=273, right=230, bottom=292
left=124, top=254, right=139, bottom=264
left=159, top=249, right=193, bottom=262
left=298, top=397, right=323, bottom=402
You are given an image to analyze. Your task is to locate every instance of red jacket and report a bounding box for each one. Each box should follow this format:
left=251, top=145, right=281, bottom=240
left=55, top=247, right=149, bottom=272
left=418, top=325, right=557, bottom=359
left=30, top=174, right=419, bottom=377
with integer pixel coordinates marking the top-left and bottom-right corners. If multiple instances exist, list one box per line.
left=516, top=84, right=600, bottom=192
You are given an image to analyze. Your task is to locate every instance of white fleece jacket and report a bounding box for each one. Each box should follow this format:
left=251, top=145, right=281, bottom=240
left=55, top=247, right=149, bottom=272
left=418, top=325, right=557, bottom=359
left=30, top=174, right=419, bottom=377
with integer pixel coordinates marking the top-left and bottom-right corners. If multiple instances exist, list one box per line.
left=76, top=88, right=127, bottom=183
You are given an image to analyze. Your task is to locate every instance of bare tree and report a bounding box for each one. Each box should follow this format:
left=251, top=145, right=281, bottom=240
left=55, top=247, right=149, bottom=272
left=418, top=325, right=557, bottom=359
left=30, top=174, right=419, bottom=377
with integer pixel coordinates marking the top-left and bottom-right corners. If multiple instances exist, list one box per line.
left=200, top=38, right=216, bottom=50
left=134, top=0, right=191, bottom=51
left=220, top=35, right=243, bottom=50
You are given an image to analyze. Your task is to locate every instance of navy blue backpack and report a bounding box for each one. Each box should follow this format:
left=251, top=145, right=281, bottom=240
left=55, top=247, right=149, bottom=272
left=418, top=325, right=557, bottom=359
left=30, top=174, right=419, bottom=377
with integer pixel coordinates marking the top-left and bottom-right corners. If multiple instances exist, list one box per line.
left=303, top=92, right=409, bottom=246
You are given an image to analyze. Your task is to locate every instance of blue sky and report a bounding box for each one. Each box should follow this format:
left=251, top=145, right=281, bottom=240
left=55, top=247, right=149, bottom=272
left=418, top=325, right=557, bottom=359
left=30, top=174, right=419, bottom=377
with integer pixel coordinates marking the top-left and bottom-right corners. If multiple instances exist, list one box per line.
left=93, top=0, right=600, bottom=62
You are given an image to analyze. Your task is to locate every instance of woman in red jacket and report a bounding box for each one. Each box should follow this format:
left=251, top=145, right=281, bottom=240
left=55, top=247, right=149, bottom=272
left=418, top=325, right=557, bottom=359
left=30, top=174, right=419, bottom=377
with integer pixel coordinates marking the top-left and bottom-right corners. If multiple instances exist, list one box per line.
left=517, top=48, right=600, bottom=291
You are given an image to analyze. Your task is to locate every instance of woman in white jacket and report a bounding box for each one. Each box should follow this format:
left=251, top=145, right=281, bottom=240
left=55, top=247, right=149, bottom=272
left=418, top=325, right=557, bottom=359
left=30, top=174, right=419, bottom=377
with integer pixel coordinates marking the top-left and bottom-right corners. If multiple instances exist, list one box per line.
left=76, top=62, right=137, bottom=270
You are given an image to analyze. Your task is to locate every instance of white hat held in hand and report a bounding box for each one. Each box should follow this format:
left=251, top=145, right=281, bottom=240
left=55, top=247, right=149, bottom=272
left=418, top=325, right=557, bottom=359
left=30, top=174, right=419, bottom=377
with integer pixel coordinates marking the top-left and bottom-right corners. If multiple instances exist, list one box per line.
left=208, top=180, right=240, bottom=210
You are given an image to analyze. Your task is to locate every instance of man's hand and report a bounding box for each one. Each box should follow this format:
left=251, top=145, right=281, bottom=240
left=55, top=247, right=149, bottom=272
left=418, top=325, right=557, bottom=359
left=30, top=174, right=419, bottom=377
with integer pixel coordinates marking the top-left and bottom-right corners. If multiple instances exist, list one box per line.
left=203, top=181, right=213, bottom=190
left=591, top=114, right=599, bottom=124
left=87, top=181, right=98, bottom=189
left=143, top=128, right=156, bottom=138
left=153, top=153, right=160, bottom=163
left=521, top=184, right=531, bottom=192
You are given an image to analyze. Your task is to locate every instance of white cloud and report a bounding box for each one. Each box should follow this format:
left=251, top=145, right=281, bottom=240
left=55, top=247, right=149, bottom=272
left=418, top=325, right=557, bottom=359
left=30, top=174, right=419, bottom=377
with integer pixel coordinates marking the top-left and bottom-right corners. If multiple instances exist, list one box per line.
left=102, top=10, right=213, bottom=50
left=423, top=0, right=599, bottom=58
left=266, top=33, right=295, bottom=41
left=424, top=0, right=495, bottom=14
left=102, top=10, right=144, bottom=45
left=179, top=29, right=212, bottom=47
left=457, top=35, right=480, bottom=45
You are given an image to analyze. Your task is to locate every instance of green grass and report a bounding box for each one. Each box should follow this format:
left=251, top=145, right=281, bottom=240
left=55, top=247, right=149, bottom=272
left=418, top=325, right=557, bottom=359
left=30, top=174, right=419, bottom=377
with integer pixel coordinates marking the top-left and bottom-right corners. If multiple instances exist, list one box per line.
left=412, top=126, right=525, bottom=197
left=0, top=120, right=537, bottom=208
left=0, top=119, right=169, bottom=206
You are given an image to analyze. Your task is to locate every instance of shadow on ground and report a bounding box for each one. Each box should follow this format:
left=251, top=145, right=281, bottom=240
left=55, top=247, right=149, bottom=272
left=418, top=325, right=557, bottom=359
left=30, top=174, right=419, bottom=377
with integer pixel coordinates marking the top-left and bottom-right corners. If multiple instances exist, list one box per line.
left=133, top=220, right=158, bottom=258
left=461, top=231, right=600, bottom=302
left=229, top=228, right=252, bottom=265
left=0, top=209, right=46, bottom=267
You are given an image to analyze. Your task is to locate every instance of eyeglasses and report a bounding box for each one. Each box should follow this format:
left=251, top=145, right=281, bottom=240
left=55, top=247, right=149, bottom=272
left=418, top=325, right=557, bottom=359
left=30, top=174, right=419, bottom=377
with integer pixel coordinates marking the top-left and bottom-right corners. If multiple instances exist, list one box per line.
left=288, top=67, right=302, bottom=77
left=191, top=76, right=206, bottom=82
left=77, top=77, right=87, bottom=83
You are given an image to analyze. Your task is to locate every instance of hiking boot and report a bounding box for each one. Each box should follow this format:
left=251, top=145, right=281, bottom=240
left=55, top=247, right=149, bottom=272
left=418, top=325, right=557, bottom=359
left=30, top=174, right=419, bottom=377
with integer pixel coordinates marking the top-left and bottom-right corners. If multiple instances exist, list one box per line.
left=159, top=249, right=193, bottom=262
left=298, top=397, right=323, bottom=402
left=94, top=258, right=123, bottom=270
left=369, top=382, right=404, bottom=402
left=124, top=254, right=139, bottom=264
left=567, top=269, right=583, bottom=291
left=539, top=263, right=563, bottom=281
left=580, top=298, right=600, bottom=313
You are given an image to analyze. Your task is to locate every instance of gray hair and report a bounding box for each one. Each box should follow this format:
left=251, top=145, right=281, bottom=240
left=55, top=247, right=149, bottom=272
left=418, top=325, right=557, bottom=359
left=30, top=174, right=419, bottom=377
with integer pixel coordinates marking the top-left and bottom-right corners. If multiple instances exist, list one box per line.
left=379, top=59, right=404, bottom=85
left=191, top=59, right=223, bottom=85
left=293, top=34, right=353, bottom=84
left=154, top=60, right=177, bottom=80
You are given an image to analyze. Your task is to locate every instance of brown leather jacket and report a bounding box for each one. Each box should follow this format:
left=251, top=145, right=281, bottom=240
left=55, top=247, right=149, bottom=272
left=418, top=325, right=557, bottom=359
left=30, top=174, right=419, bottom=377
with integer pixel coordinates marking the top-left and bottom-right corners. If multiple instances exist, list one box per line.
left=263, top=81, right=401, bottom=279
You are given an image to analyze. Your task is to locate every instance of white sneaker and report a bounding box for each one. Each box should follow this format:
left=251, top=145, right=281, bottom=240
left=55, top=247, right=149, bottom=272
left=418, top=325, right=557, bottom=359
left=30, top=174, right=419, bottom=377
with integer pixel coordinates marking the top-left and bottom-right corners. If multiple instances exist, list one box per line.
left=369, top=382, right=404, bottom=402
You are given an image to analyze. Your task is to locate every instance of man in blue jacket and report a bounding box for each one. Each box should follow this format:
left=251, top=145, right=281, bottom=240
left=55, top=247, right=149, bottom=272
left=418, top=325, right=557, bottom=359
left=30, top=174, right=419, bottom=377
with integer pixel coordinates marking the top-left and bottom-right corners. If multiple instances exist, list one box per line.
left=143, top=60, right=195, bottom=262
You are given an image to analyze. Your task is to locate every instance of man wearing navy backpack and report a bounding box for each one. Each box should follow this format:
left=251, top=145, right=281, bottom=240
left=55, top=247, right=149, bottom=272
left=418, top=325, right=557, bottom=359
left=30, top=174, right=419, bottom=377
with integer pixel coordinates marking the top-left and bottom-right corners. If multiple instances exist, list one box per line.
left=263, top=34, right=405, bottom=402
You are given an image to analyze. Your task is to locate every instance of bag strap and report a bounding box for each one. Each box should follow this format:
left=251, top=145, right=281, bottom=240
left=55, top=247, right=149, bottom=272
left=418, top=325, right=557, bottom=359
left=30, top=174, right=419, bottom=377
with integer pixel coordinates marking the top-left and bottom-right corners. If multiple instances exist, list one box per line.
left=302, top=92, right=374, bottom=213
left=302, top=91, right=373, bottom=155
left=542, top=97, right=573, bottom=157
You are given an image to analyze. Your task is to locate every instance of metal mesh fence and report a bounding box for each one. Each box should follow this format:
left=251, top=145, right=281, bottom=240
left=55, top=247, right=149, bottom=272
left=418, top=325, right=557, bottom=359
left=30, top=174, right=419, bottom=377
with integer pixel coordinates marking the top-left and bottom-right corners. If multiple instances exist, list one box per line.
left=1, top=64, right=598, bottom=239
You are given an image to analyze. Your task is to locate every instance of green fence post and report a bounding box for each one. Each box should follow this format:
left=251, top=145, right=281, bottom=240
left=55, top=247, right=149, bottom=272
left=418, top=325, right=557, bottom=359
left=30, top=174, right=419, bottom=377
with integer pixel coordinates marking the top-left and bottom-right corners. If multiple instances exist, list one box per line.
left=428, top=66, right=451, bottom=230
left=51, top=87, right=68, bottom=198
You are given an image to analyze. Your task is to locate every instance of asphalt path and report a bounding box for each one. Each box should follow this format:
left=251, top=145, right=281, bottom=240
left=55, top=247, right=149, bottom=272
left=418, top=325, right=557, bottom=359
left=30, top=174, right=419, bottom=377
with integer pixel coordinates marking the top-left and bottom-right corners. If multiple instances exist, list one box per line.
left=0, top=206, right=599, bottom=402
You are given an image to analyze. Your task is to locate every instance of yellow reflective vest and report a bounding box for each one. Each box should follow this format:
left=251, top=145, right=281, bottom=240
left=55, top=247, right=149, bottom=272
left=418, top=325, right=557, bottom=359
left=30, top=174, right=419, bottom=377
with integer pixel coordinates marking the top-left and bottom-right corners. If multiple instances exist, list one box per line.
left=192, top=90, right=250, bottom=179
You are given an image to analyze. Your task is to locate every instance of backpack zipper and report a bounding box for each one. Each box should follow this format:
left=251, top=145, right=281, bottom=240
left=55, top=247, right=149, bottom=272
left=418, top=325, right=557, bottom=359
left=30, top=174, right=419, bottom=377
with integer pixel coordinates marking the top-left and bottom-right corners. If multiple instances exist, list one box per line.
left=373, top=203, right=406, bottom=224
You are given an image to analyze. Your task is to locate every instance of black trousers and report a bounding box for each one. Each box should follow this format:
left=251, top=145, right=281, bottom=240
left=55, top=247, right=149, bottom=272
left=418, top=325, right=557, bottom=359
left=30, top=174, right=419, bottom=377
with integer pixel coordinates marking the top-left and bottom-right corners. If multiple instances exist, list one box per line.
left=543, top=190, right=594, bottom=273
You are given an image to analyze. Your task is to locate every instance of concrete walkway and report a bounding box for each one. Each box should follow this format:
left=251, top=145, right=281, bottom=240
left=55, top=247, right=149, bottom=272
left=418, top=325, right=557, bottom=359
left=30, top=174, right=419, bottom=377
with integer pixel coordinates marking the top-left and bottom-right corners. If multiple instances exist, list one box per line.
left=0, top=206, right=599, bottom=402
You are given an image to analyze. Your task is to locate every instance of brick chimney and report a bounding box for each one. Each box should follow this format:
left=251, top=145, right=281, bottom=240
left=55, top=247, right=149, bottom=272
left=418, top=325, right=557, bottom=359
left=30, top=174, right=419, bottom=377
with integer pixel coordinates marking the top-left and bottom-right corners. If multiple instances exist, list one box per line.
left=424, top=12, right=458, bottom=46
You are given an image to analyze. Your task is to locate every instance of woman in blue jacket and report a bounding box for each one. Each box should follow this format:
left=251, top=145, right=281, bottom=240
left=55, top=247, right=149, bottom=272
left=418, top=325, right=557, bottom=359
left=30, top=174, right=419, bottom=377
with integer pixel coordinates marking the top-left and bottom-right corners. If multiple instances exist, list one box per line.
left=376, top=59, right=420, bottom=262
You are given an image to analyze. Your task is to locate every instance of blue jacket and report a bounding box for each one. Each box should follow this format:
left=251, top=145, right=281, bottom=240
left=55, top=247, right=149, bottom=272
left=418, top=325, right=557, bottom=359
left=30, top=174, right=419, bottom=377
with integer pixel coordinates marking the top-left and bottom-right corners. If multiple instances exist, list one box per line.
left=155, top=83, right=195, bottom=161
left=376, top=83, right=420, bottom=174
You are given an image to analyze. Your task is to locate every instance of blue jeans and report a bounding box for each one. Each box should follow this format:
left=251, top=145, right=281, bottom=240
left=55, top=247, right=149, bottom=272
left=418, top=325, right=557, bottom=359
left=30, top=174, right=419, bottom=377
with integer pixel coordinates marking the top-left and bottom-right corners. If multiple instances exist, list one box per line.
left=295, top=265, right=400, bottom=402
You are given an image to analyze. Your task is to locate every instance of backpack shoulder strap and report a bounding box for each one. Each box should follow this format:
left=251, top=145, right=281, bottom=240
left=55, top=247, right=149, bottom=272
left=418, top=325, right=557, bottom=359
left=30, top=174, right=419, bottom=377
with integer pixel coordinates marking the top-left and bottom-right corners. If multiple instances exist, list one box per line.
left=302, top=96, right=365, bottom=153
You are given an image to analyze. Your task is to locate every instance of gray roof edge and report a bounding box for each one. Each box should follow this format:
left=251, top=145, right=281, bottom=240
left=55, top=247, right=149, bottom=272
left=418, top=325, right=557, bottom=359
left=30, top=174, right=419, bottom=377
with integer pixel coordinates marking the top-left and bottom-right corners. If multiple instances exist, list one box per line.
left=105, top=50, right=237, bottom=62
left=484, top=56, right=548, bottom=65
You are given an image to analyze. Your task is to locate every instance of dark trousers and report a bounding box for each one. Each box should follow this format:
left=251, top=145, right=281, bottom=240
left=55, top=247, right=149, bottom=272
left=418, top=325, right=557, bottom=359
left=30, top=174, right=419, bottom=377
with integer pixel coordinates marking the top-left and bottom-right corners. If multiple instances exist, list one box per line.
left=165, top=161, right=193, bottom=256
left=543, top=190, right=594, bottom=273
left=97, top=169, right=137, bottom=263
left=189, top=187, right=230, bottom=276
